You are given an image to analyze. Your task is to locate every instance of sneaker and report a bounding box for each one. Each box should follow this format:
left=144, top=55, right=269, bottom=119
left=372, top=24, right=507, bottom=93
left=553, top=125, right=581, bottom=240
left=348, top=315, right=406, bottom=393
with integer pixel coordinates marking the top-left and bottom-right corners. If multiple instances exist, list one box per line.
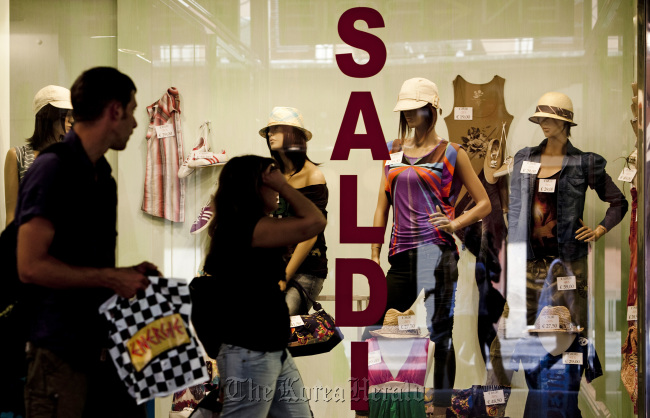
left=188, top=150, right=229, bottom=168
left=190, top=203, right=213, bottom=234
left=179, top=136, right=210, bottom=178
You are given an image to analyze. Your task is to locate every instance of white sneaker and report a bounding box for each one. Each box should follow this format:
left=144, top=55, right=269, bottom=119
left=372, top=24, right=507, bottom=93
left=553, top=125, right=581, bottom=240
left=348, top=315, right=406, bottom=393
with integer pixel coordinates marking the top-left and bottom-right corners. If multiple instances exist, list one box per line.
left=178, top=136, right=210, bottom=178
left=188, top=150, right=229, bottom=168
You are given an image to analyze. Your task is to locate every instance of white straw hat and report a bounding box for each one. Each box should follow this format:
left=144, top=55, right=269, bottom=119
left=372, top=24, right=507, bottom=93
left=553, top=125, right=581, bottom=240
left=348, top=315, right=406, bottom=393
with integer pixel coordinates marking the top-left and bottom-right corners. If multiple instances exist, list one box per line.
left=393, top=78, right=440, bottom=112
left=369, top=309, right=428, bottom=339
left=528, top=305, right=583, bottom=334
left=258, top=107, right=312, bottom=141
left=529, top=92, right=577, bottom=126
left=33, top=85, right=72, bottom=115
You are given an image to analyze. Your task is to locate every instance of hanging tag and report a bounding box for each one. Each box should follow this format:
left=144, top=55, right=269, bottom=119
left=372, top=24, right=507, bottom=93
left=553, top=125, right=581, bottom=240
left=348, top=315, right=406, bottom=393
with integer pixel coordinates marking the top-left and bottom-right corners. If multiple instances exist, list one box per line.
left=618, top=167, right=637, bottom=183
left=483, top=389, right=506, bottom=406
left=289, top=315, right=305, bottom=328
left=155, top=124, right=175, bottom=138
left=562, top=352, right=583, bottom=365
left=539, top=315, right=559, bottom=330
left=398, top=315, right=416, bottom=330
left=538, top=179, right=556, bottom=193
left=385, top=151, right=404, bottom=166
left=557, top=276, right=576, bottom=290
left=454, top=107, right=473, bottom=120
left=368, top=350, right=382, bottom=366
left=627, top=306, right=638, bottom=321
left=521, top=161, right=541, bottom=174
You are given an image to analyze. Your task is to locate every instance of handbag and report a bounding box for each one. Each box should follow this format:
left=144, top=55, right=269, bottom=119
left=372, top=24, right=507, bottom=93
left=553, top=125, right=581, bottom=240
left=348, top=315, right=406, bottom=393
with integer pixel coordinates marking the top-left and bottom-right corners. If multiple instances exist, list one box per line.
left=287, top=281, right=344, bottom=357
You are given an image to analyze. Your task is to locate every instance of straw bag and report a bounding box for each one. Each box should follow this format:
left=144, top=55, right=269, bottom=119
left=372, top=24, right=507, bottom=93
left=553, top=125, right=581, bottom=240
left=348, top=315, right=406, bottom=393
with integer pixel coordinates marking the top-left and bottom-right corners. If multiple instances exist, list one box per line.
left=287, top=281, right=343, bottom=357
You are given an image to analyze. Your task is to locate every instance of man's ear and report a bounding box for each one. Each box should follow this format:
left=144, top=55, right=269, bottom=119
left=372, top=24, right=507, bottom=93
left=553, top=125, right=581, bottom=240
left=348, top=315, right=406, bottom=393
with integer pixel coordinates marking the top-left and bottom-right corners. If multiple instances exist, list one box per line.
left=107, top=100, right=123, bottom=121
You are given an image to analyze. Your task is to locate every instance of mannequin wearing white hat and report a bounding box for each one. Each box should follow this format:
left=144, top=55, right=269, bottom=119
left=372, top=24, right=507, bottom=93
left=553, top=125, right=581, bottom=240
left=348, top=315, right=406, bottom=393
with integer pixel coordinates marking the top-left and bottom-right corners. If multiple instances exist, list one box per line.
left=260, top=107, right=328, bottom=315
left=368, top=78, right=491, bottom=410
left=4, top=85, right=73, bottom=225
left=508, top=91, right=628, bottom=329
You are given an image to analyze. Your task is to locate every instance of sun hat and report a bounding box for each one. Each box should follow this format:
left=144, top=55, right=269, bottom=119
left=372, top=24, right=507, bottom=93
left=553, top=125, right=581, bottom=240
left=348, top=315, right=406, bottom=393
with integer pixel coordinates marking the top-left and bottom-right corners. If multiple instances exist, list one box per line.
left=528, top=305, right=583, bottom=333
left=258, top=107, right=312, bottom=141
left=369, top=308, right=428, bottom=339
left=32, top=85, right=73, bottom=116
left=529, top=92, right=577, bottom=126
left=393, top=78, right=440, bottom=112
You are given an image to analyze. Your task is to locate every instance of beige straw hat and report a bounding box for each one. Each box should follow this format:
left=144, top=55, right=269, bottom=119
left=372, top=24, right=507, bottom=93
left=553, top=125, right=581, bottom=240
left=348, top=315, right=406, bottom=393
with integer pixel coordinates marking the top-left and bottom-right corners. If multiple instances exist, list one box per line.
left=393, top=78, right=440, bottom=112
left=369, top=308, right=428, bottom=339
left=528, top=305, right=583, bottom=333
left=529, top=92, right=577, bottom=126
left=258, top=106, right=312, bottom=141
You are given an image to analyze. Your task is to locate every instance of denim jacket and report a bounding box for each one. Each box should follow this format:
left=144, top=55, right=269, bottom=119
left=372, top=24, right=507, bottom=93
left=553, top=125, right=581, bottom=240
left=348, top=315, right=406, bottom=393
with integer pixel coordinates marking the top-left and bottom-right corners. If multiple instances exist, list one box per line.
left=508, top=139, right=628, bottom=261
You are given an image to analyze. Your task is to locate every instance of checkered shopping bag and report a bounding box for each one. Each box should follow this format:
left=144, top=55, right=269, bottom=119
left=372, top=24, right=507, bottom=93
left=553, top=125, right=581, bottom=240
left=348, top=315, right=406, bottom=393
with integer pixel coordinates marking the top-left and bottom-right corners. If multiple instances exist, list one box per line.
left=99, top=277, right=208, bottom=404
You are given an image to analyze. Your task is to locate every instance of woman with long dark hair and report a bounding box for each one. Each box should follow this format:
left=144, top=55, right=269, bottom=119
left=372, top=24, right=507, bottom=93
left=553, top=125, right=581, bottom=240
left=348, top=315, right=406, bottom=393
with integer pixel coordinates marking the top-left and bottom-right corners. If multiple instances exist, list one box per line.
left=199, top=155, right=326, bottom=417
left=4, top=85, right=73, bottom=225
left=260, top=106, right=328, bottom=315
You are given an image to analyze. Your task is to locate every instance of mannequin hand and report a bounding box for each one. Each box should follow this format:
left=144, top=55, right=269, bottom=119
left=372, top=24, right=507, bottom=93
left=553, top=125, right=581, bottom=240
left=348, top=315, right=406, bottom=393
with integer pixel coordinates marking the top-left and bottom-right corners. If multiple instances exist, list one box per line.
left=278, top=280, right=287, bottom=292
left=429, top=205, right=458, bottom=233
left=575, top=219, right=606, bottom=242
left=262, top=163, right=288, bottom=192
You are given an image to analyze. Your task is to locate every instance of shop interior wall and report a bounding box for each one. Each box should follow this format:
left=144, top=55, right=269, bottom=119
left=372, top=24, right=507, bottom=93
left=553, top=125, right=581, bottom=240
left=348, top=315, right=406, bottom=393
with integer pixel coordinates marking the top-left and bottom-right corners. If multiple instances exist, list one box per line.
left=5, top=0, right=639, bottom=417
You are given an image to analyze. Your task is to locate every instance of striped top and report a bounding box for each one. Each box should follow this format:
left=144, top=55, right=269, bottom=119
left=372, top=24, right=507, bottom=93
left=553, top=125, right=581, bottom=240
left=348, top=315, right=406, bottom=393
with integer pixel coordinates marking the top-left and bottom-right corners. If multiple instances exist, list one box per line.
left=384, top=138, right=461, bottom=256
left=15, top=144, right=35, bottom=182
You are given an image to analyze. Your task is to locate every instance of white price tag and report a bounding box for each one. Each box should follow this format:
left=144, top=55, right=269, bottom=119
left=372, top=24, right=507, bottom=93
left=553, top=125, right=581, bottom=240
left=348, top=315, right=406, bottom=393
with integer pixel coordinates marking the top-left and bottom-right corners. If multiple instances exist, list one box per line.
left=155, top=124, right=175, bottom=138
left=627, top=305, right=638, bottom=321
left=289, top=315, right=305, bottom=328
left=454, top=107, right=473, bottom=120
left=521, top=161, right=541, bottom=174
left=618, top=167, right=637, bottom=183
left=539, top=315, right=559, bottom=330
left=194, top=152, right=213, bottom=159
left=538, top=179, right=556, bottom=193
left=557, top=276, right=576, bottom=291
left=562, top=352, right=583, bottom=365
left=385, top=151, right=404, bottom=166
left=483, top=389, right=505, bottom=406
left=368, top=350, right=382, bottom=366
left=398, top=315, right=416, bottom=330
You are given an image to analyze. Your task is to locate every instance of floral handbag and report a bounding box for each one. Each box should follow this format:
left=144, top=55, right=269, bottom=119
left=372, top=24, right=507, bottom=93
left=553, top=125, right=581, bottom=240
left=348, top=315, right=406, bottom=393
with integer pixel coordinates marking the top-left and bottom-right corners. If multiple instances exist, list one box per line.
left=287, top=281, right=344, bottom=357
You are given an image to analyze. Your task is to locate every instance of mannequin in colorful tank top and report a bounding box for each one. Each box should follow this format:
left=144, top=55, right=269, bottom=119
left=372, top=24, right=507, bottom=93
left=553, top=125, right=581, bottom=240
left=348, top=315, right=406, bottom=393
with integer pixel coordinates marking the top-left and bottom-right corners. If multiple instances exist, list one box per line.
left=443, top=75, right=512, bottom=325
left=369, top=78, right=491, bottom=411
left=366, top=309, right=434, bottom=418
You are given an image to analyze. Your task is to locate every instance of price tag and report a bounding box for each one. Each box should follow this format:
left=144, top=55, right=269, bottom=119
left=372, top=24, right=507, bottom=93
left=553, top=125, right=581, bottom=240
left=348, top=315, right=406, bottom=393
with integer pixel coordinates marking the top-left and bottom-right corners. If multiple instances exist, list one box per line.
left=618, top=167, right=637, bottom=183
left=539, top=315, right=559, bottom=330
left=521, top=161, right=541, bottom=174
left=562, top=352, right=583, bottom=365
left=454, top=107, right=473, bottom=120
left=557, top=276, right=576, bottom=290
left=289, top=315, right=305, bottom=328
left=483, top=389, right=505, bottom=406
left=385, top=151, right=404, bottom=166
left=398, top=315, right=416, bottom=330
left=155, top=124, right=175, bottom=138
left=627, top=306, right=638, bottom=321
left=194, top=152, right=213, bottom=159
left=368, top=350, right=382, bottom=366
left=538, top=179, right=556, bottom=193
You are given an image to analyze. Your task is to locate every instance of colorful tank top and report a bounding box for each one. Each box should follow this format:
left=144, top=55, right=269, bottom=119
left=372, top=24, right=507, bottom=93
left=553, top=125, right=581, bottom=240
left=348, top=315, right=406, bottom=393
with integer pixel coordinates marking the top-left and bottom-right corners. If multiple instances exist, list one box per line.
left=384, top=138, right=461, bottom=256
left=367, top=337, right=429, bottom=386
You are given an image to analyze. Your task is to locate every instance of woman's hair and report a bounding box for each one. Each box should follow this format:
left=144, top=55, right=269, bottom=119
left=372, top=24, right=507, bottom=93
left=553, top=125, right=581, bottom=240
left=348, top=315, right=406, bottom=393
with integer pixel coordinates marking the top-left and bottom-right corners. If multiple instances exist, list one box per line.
left=564, top=122, right=572, bottom=138
left=207, top=155, right=275, bottom=243
left=265, top=125, right=318, bottom=175
left=398, top=103, right=437, bottom=140
left=27, top=104, right=69, bottom=151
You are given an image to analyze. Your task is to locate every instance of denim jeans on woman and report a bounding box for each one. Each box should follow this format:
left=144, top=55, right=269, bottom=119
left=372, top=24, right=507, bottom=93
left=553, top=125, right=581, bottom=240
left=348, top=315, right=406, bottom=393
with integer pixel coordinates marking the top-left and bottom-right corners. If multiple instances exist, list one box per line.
left=216, top=344, right=312, bottom=417
left=285, top=274, right=325, bottom=315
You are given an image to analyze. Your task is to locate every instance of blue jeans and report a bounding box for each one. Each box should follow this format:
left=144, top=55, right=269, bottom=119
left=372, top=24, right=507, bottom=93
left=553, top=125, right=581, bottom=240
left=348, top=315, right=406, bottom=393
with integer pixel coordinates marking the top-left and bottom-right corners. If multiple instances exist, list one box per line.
left=216, top=345, right=312, bottom=418
left=285, top=274, right=325, bottom=315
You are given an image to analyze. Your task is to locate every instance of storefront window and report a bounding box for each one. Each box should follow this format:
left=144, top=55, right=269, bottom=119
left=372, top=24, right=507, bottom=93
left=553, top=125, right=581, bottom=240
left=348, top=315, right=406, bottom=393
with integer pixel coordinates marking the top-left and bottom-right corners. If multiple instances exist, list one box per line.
left=2, top=1, right=640, bottom=416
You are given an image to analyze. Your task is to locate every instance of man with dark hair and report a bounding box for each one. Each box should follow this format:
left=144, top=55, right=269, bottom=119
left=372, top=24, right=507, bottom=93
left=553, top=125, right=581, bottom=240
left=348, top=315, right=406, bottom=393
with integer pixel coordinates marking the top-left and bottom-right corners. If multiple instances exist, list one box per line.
left=15, top=67, right=157, bottom=417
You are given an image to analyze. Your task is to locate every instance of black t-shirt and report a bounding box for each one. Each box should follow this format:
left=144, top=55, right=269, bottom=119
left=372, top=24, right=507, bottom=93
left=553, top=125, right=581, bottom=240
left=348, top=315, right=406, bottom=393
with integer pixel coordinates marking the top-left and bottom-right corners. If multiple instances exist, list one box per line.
left=15, top=132, right=117, bottom=365
left=272, top=183, right=328, bottom=278
left=203, top=216, right=290, bottom=352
